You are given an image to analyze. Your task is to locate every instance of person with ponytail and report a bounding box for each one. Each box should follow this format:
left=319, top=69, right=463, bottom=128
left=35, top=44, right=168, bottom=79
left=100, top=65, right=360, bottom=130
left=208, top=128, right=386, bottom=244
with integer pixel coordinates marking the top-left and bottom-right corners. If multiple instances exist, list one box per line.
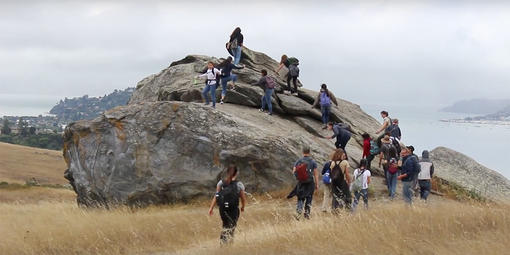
left=208, top=164, right=246, bottom=245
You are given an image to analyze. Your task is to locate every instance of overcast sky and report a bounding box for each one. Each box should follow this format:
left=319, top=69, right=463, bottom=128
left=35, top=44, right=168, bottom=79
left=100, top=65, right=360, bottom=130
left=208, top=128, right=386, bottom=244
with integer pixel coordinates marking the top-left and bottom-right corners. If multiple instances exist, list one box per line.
left=1, top=0, right=510, bottom=111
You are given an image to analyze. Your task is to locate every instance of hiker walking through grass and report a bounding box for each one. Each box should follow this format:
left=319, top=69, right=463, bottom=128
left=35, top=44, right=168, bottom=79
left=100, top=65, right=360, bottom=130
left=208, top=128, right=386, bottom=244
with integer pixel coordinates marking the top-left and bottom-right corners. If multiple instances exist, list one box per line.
left=326, top=122, right=352, bottom=150
left=226, top=27, right=244, bottom=66
left=292, top=147, right=319, bottom=219
left=330, top=148, right=351, bottom=211
left=275, top=54, right=300, bottom=95
left=217, top=56, right=243, bottom=104
left=351, top=159, right=371, bottom=211
left=379, top=134, right=395, bottom=190
left=255, top=69, right=276, bottom=115
left=197, top=61, right=221, bottom=108
left=398, top=146, right=420, bottom=204
left=320, top=155, right=335, bottom=212
left=208, top=164, right=247, bottom=245
left=312, top=84, right=338, bottom=129
left=418, top=150, right=434, bottom=200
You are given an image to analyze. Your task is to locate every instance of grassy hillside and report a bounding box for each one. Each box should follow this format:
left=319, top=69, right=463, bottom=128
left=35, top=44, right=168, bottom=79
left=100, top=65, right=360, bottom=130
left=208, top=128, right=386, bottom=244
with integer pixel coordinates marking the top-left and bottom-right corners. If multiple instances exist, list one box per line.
left=0, top=194, right=508, bottom=255
left=1, top=142, right=509, bottom=254
left=0, top=142, right=67, bottom=184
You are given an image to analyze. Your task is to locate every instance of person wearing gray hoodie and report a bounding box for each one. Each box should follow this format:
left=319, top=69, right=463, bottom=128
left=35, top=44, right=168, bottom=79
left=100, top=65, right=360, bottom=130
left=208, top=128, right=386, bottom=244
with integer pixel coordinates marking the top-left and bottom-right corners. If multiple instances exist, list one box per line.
left=418, top=150, right=435, bottom=200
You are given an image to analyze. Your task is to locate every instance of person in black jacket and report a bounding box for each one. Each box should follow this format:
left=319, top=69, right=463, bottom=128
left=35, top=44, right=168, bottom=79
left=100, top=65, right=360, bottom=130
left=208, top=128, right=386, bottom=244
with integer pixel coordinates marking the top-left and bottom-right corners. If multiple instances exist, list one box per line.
left=227, top=27, right=244, bottom=66
left=326, top=122, right=352, bottom=150
left=217, top=57, right=243, bottom=104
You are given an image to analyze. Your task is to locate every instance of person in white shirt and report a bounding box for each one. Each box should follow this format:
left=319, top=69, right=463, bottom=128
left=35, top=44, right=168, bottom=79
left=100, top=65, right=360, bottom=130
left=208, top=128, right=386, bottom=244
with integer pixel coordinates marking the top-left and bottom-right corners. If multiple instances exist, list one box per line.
left=352, top=159, right=371, bottom=210
left=197, top=62, right=221, bottom=108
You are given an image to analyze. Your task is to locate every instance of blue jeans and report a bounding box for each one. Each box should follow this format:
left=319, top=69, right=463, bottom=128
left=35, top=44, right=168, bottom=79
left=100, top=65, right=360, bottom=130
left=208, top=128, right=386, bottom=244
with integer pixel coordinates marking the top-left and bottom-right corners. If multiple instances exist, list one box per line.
left=233, top=47, right=242, bottom=65
left=202, top=84, right=216, bottom=107
left=221, top=74, right=237, bottom=97
left=386, top=171, right=398, bottom=198
left=297, top=195, right=313, bottom=219
left=402, top=181, right=414, bottom=204
left=419, top=180, right=431, bottom=200
left=321, top=104, right=331, bottom=125
left=352, top=188, right=368, bottom=210
left=261, top=88, right=274, bottom=113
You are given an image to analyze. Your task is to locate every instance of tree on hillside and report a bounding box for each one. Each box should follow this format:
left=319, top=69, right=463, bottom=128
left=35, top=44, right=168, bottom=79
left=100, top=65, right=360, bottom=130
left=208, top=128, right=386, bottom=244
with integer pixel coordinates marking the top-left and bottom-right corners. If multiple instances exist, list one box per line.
left=1, top=119, right=11, bottom=135
left=18, top=117, right=28, bottom=137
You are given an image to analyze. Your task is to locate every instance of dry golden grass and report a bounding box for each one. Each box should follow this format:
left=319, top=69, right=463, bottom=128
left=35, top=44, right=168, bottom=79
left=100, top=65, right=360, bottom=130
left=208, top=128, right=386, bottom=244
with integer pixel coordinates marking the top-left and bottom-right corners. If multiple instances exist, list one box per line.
left=0, top=189, right=509, bottom=255
left=0, top=142, right=66, bottom=184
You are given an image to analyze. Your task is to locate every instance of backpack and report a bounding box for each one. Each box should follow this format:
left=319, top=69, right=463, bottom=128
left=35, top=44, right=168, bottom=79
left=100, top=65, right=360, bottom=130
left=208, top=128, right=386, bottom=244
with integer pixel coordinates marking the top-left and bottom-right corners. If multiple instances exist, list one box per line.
left=351, top=169, right=365, bottom=192
left=369, top=140, right=380, bottom=155
left=216, top=180, right=240, bottom=210
left=288, top=65, right=300, bottom=77
left=322, top=169, right=331, bottom=184
left=391, top=138, right=401, bottom=154
left=288, top=57, right=299, bottom=66
left=388, top=158, right=399, bottom=174
left=265, top=76, right=276, bottom=89
left=319, top=91, right=331, bottom=106
left=295, top=158, right=314, bottom=183
left=330, top=161, right=344, bottom=183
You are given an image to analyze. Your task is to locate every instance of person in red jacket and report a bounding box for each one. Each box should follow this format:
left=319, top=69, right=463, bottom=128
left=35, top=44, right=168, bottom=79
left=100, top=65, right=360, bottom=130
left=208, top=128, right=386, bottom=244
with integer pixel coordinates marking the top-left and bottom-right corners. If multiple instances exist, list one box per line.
left=362, top=133, right=371, bottom=159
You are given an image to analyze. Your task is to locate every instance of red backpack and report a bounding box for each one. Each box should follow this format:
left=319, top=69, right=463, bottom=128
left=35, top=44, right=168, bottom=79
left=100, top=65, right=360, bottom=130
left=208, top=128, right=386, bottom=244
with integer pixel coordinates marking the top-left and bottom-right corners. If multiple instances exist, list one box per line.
left=295, top=158, right=313, bottom=183
left=388, top=158, right=399, bottom=174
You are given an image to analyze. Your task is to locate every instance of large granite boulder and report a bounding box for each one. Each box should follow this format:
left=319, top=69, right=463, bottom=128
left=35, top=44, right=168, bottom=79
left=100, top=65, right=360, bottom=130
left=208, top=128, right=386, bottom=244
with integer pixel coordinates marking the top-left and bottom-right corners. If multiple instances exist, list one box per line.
left=430, top=147, right=510, bottom=202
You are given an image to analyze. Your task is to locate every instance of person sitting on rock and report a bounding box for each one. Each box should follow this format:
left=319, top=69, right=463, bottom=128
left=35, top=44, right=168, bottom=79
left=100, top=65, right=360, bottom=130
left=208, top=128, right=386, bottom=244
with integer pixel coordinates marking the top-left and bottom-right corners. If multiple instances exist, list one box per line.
left=217, top=56, right=243, bottom=104
left=208, top=164, right=247, bottom=245
left=275, top=55, right=300, bottom=96
left=227, top=27, right=244, bottom=66
left=312, top=84, right=338, bottom=129
left=196, top=61, right=221, bottom=108
left=254, top=69, right=275, bottom=116
left=326, top=122, right=352, bottom=151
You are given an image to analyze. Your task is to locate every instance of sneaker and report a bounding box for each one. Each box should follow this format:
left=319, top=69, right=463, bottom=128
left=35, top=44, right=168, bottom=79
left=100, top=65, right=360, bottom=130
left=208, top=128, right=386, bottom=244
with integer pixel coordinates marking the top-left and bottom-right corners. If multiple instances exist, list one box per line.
left=259, top=108, right=264, bottom=112
left=292, top=92, right=299, bottom=96
left=220, top=100, right=224, bottom=104
left=268, top=112, right=272, bottom=116
left=322, top=125, right=327, bottom=130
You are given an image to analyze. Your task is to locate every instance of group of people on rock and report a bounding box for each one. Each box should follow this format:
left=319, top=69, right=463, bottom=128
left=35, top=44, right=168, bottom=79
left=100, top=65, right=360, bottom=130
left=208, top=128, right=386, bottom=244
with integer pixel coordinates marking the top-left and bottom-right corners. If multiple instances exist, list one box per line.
left=203, top=28, right=436, bottom=246
left=195, top=27, right=301, bottom=113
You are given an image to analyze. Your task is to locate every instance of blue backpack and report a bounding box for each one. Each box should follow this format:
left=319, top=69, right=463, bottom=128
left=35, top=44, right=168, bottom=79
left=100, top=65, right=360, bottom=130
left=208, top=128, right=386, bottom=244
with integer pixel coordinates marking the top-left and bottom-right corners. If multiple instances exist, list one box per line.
left=322, top=169, right=331, bottom=184
left=320, top=91, right=331, bottom=106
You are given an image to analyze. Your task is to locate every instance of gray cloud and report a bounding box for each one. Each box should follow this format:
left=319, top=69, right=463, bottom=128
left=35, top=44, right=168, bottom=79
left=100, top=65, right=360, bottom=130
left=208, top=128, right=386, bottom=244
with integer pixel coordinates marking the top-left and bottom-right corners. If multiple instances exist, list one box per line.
left=1, top=1, right=509, bottom=108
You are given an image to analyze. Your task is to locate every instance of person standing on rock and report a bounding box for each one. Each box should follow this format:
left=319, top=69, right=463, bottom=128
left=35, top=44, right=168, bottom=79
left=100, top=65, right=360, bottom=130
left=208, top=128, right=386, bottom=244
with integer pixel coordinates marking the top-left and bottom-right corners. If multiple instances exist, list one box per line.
left=312, top=84, right=338, bottom=129
left=227, top=27, right=244, bottom=66
left=398, top=146, right=420, bottom=205
left=255, top=69, right=275, bottom=115
left=275, top=55, right=300, bottom=96
left=387, top=118, right=402, bottom=140
left=197, top=61, right=221, bottom=108
left=218, top=56, right=243, bottom=104
left=418, top=150, right=434, bottom=200
left=293, top=146, right=319, bottom=219
left=379, top=134, right=395, bottom=186
left=326, top=122, right=352, bottom=151
left=208, top=164, right=247, bottom=245
left=330, top=148, right=351, bottom=211
left=375, top=111, right=391, bottom=144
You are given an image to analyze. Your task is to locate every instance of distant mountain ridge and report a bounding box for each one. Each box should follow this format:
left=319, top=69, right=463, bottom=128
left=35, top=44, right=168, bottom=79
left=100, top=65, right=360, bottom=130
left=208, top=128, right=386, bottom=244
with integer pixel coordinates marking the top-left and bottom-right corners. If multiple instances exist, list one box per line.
left=50, top=88, right=134, bottom=122
left=441, top=98, right=510, bottom=114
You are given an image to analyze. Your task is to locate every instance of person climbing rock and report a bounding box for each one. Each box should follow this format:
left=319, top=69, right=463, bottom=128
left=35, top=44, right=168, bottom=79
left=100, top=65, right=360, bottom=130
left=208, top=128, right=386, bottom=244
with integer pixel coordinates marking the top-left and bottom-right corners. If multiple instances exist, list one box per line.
left=227, top=27, right=244, bottom=66
left=326, top=122, right=352, bottom=150
left=217, top=56, right=243, bottom=104
left=196, top=62, right=221, bottom=108
left=255, top=69, right=276, bottom=115
left=275, top=55, right=300, bottom=96
left=312, top=84, right=338, bottom=129
left=208, top=164, right=247, bottom=245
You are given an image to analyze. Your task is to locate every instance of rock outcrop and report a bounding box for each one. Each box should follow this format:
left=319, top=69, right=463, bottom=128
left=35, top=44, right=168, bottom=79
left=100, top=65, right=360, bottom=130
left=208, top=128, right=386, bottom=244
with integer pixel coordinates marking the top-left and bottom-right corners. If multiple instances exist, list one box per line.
left=63, top=47, right=382, bottom=206
left=430, top=147, right=510, bottom=202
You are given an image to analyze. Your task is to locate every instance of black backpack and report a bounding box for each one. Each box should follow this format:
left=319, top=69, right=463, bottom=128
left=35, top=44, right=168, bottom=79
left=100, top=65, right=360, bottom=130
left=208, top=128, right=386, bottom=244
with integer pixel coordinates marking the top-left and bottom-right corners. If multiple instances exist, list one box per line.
left=216, top=180, right=240, bottom=210
left=330, top=161, right=344, bottom=183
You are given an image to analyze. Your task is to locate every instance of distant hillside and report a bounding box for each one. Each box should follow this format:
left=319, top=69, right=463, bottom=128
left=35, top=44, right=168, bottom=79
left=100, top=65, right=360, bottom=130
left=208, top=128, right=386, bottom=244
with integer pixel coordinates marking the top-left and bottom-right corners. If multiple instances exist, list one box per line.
left=50, top=88, right=134, bottom=122
left=0, top=142, right=67, bottom=184
left=441, top=98, right=510, bottom=114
